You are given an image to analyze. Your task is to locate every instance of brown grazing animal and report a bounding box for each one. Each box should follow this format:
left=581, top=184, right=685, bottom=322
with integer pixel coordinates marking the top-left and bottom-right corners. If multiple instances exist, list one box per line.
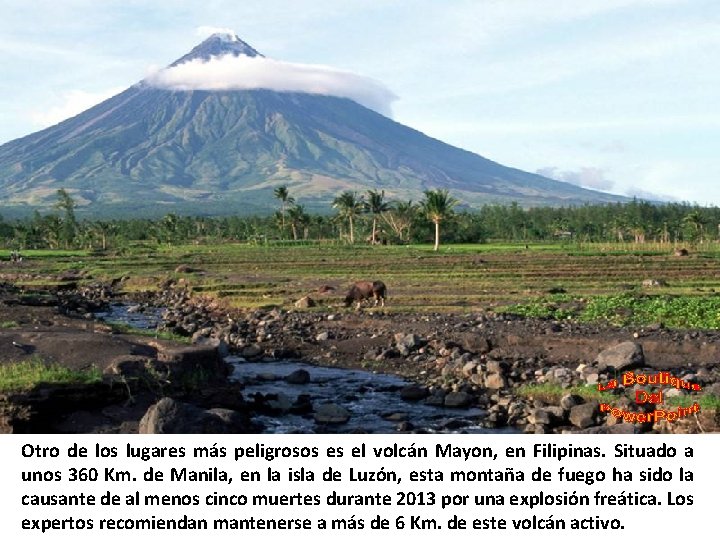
left=344, top=280, right=387, bottom=308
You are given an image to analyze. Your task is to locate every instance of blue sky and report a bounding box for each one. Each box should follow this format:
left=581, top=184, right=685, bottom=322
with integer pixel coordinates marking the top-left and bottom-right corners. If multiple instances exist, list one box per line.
left=1, top=0, right=719, bottom=204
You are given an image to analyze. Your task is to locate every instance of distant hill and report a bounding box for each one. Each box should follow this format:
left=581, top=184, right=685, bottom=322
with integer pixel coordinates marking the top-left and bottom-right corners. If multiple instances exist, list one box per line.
left=0, top=33, right=627, bottom=217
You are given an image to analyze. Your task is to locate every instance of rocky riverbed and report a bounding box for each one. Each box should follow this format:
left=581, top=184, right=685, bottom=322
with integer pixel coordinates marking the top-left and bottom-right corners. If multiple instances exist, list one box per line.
left=1, top=279, right=719, bottom=434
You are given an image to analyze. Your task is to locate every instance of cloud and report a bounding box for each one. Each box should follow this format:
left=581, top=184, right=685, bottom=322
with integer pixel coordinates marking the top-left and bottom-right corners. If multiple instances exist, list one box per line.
left=195, top=26, right=237, bottom=39
left=30, top=87, right=124, bottom=127
left=146, top=55, right=397, bottom=116
left=624, top=187, right=677, bottom=202
left=537, top=166, right=615, bottom=191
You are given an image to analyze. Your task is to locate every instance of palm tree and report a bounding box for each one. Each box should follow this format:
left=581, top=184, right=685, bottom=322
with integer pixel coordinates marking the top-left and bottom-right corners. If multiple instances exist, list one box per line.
left=332, top=191, right=365, bottom=244
left=286, top=205, right=309, bottom=241
left=421, top=189, right=457, bottom=251
left=682, top=211, right=706, bottom=243
left=94, top=221, right=117, bottom=251
left=273, top=185, right=295, bottom=237
left=364, top=189, right=390, bottom=244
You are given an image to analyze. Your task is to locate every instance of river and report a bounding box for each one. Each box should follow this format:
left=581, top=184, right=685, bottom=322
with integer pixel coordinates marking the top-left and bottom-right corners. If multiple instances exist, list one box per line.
left=97, top=303, right=506, bottom=434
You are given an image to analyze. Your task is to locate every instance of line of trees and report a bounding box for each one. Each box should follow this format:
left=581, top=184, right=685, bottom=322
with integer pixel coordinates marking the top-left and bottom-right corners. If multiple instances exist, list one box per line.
left=1, top=189, right=720, bottom=251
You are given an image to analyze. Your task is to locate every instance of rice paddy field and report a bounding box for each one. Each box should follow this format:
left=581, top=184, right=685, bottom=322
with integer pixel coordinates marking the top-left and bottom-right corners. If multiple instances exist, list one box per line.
left=6, top=241, right=720, bottom=330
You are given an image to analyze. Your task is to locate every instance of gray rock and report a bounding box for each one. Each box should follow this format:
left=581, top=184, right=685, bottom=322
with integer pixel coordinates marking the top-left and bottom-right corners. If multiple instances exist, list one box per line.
left=191, top=328, right=212, bottom=341
left=266, top=393, right=293, bottom=413
left=383, top=412, right=409, bottom=421
left=192, top=336, right=229, bottom=358
left=461, top=334, right=492, bottom=354
left=294, top=296, right=316, bottom=308
left=424, top=393, right=446, bottom=407
left=394, top=333, right=423, bottom=350
left=462, top=361, right=478, bottom=377
left=316, top=331, right=330, bottom=341
left=400, top=385, right=429, bottom=401
left=139, top=397, right=248, bottom=434
left=285, top=369, right=311, bottom=384
left=485, top=372, right=507, bottom=389
left=528, top=408, right=556, bottom=425
left=444, top=391, right=473, bottom=408
left=241, top=344, right=263, bottom=358
left=569, top=402, right=599, bottom=428
left=396, top=421, right=414, bottom=432
left=560, top=394, right=585, bottom=410
left=314, top=403, right=351, bottom=424
left=487, top=348, right=508, bottom=360
left=485, top=360, right=507, bottom=374
left=596, top=342, right=644, bottom=371
left=705, top=382, right=720, bottom=397
left=546, top=406, right=567, bottom=422
left=152, top=342, right=228, bottom=381
left=470, top=373, right=485, bottom=386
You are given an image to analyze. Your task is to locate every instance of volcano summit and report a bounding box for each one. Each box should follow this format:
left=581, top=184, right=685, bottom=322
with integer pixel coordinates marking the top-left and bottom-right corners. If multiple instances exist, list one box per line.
left=0, top=33, right=626, bottom=217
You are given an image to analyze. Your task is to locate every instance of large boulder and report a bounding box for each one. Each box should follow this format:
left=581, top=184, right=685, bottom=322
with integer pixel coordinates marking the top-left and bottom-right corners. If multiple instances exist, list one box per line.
left=314, top=403, right=351, bottom=424
left=444, top=391, right=473, bottom=408
left=285, top=369, right=311, bottom=384
left=191, top=335, right=230, bottom=358
left=569, top=402, right=599, bottom=428
left=394, top=333, right=424, bottom=351
left=595, top=342, right=645, bottom=372
left=400, top=385, right=429, bottom=401
left=139, top=397, right=250, bottom=433
left=151, top=341, right=230, bottom=383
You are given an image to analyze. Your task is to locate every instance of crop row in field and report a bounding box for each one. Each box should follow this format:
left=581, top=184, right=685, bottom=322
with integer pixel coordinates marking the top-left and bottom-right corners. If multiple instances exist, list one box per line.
left=8, top=242, right=720, bottom=326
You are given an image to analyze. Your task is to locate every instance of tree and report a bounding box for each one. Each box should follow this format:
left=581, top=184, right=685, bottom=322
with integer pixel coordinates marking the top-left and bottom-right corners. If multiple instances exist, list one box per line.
left=55, top=189, right=78, bottom=248
left=682, top=211, right=706, bottom=243
left=381, top=200, right=417, bottom=243
left=286, top=205, right=309, bottom=241
left=421, top=189, right=457, bottom=251
left=93, top=221, right=117, bottom=250
left=332, top=191, right=365, bottom=244
left=274, top=185, right=295, bottom=237
left=40, top=215, right=63, bottom=249
left=160, top=213, right=180, bottom=244
left=364, top=189, right=390, bottom=244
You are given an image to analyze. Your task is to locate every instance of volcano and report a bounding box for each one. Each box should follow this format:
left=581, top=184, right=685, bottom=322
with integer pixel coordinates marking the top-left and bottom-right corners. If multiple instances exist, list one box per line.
left=0, top=33, right=626, bottom=217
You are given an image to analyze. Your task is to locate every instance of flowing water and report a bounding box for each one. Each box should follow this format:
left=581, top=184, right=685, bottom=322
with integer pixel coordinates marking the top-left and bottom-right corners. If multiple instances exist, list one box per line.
left=97, top=304, right=507, bottom=434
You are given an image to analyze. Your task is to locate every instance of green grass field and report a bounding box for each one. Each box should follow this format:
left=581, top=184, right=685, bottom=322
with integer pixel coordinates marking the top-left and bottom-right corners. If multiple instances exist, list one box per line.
left=0, top=358, right=102, bottom=392
left=9, top=241, right=720, bottom=328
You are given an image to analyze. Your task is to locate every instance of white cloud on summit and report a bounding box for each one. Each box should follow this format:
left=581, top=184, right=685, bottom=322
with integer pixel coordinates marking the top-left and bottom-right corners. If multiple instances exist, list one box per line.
left=195, top=26, right=237, bottom=39
left=146, top=55, right=397, bottom=116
